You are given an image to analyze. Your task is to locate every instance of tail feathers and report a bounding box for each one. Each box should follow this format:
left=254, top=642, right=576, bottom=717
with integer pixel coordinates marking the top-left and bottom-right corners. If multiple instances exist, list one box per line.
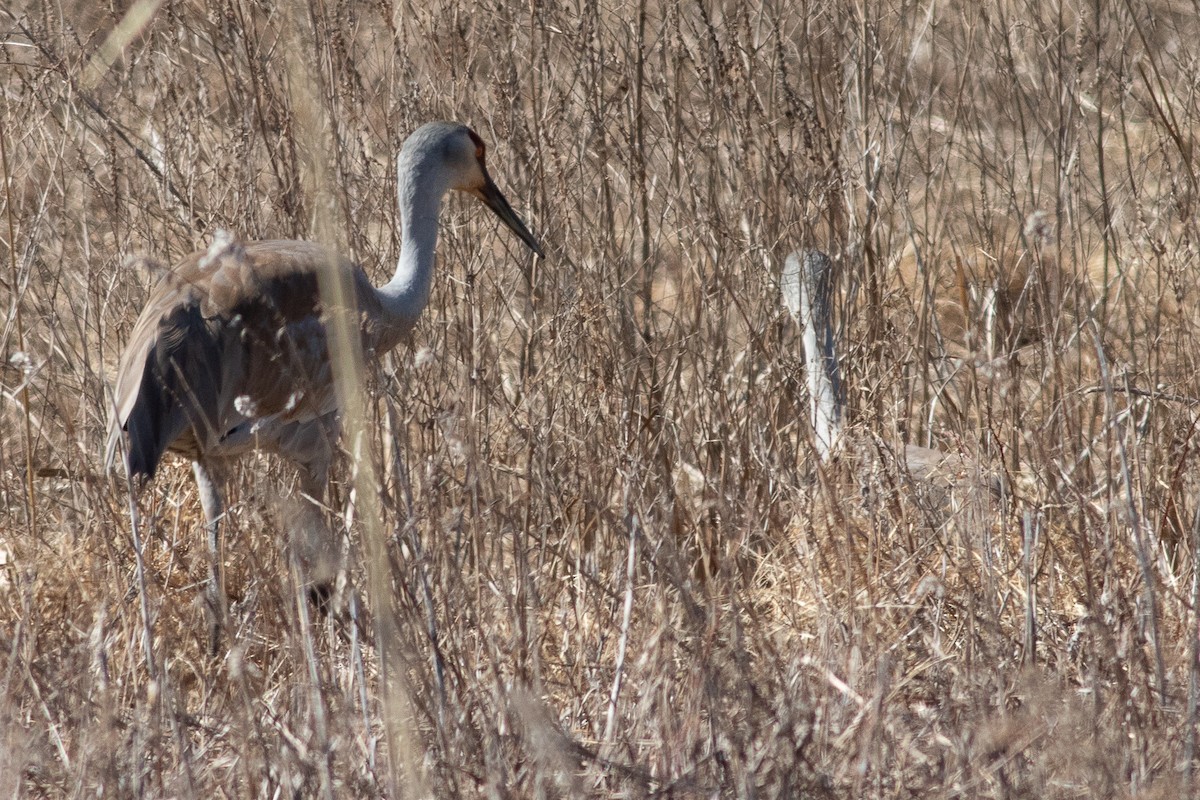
left=122, top=369, right=190, bottom=480
left=109, top=304, right=225, bottom=480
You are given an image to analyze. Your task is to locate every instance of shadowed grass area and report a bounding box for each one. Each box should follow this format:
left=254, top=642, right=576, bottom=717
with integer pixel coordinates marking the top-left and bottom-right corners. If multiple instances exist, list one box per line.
left=3, top=0, right=1200, bottom=796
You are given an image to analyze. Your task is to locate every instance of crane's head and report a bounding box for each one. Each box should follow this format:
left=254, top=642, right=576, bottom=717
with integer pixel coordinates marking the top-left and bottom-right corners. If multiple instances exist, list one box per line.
left=400, top=121, right=545, bottom=258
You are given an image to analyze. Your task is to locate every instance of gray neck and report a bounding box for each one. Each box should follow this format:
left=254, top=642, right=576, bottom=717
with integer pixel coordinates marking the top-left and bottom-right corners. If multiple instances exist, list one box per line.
left=782, top=250, right=843, bottom=460
left=801, top=264, right=843, bottom=460
left=379, top=170, right=449, bottom=330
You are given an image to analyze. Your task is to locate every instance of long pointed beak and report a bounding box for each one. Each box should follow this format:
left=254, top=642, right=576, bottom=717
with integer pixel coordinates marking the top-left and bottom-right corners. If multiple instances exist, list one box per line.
left=474, top=176, right=545, bottom=258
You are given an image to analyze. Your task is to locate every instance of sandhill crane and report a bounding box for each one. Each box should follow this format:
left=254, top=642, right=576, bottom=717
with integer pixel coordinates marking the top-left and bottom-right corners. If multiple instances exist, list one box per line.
left=107, top=121, right=543, bottom=646
left=781, top=249, right=1000, bottom=502
left=781, top=250, right=842, bottom=460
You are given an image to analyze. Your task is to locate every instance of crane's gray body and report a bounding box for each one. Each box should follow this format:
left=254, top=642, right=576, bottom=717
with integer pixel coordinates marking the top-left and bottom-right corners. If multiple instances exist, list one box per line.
left=107, top=122, right=543, bottom=647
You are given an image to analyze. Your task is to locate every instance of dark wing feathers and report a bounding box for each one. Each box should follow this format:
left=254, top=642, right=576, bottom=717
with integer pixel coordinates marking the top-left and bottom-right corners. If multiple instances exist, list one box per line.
left=122, top=303, right=224, bottom=477
left=108, top=239, right=369, bottom=477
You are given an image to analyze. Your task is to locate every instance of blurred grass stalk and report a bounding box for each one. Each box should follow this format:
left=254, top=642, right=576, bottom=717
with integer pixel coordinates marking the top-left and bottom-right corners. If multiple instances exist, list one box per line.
left=79, top=0, right=164, bottom=93
left=282, top=2, right=427, bottom=795
left=0, top=76, right=37, bottom=537
left=57, top=0, right=173, bottom=690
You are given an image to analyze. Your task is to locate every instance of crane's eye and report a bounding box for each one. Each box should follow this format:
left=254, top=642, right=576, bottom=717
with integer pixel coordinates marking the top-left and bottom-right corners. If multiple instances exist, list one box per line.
left=467, top=130, right=487, bottom=164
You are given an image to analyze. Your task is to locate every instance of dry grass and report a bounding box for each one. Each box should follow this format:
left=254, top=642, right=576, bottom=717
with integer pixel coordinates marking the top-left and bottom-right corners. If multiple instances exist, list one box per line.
left=3, top=0, right=1200, bottom=796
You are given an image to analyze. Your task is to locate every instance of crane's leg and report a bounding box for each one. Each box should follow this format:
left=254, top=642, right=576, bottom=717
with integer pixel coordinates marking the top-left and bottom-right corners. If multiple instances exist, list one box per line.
left=272, top=419, right=339, bottom=611
left=192, top=460, right=228, bottom=653
left=296, top=453, right=337, bottom=611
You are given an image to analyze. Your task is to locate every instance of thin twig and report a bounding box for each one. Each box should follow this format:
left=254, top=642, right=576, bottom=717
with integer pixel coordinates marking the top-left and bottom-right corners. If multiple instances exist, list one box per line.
left=602, top=478, right=639, bottom=746
left=4, top=11, right=209, bottom=232
left=0, top=77, right=37, bottom=537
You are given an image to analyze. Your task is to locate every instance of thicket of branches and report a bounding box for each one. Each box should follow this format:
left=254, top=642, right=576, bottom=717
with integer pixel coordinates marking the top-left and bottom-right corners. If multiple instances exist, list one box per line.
left=3, top=0, right=1199, bottom=796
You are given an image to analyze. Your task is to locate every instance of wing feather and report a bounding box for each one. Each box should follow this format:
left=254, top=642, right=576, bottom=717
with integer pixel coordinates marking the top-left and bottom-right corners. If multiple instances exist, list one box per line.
left=107, top=237, right=391, bottom=476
